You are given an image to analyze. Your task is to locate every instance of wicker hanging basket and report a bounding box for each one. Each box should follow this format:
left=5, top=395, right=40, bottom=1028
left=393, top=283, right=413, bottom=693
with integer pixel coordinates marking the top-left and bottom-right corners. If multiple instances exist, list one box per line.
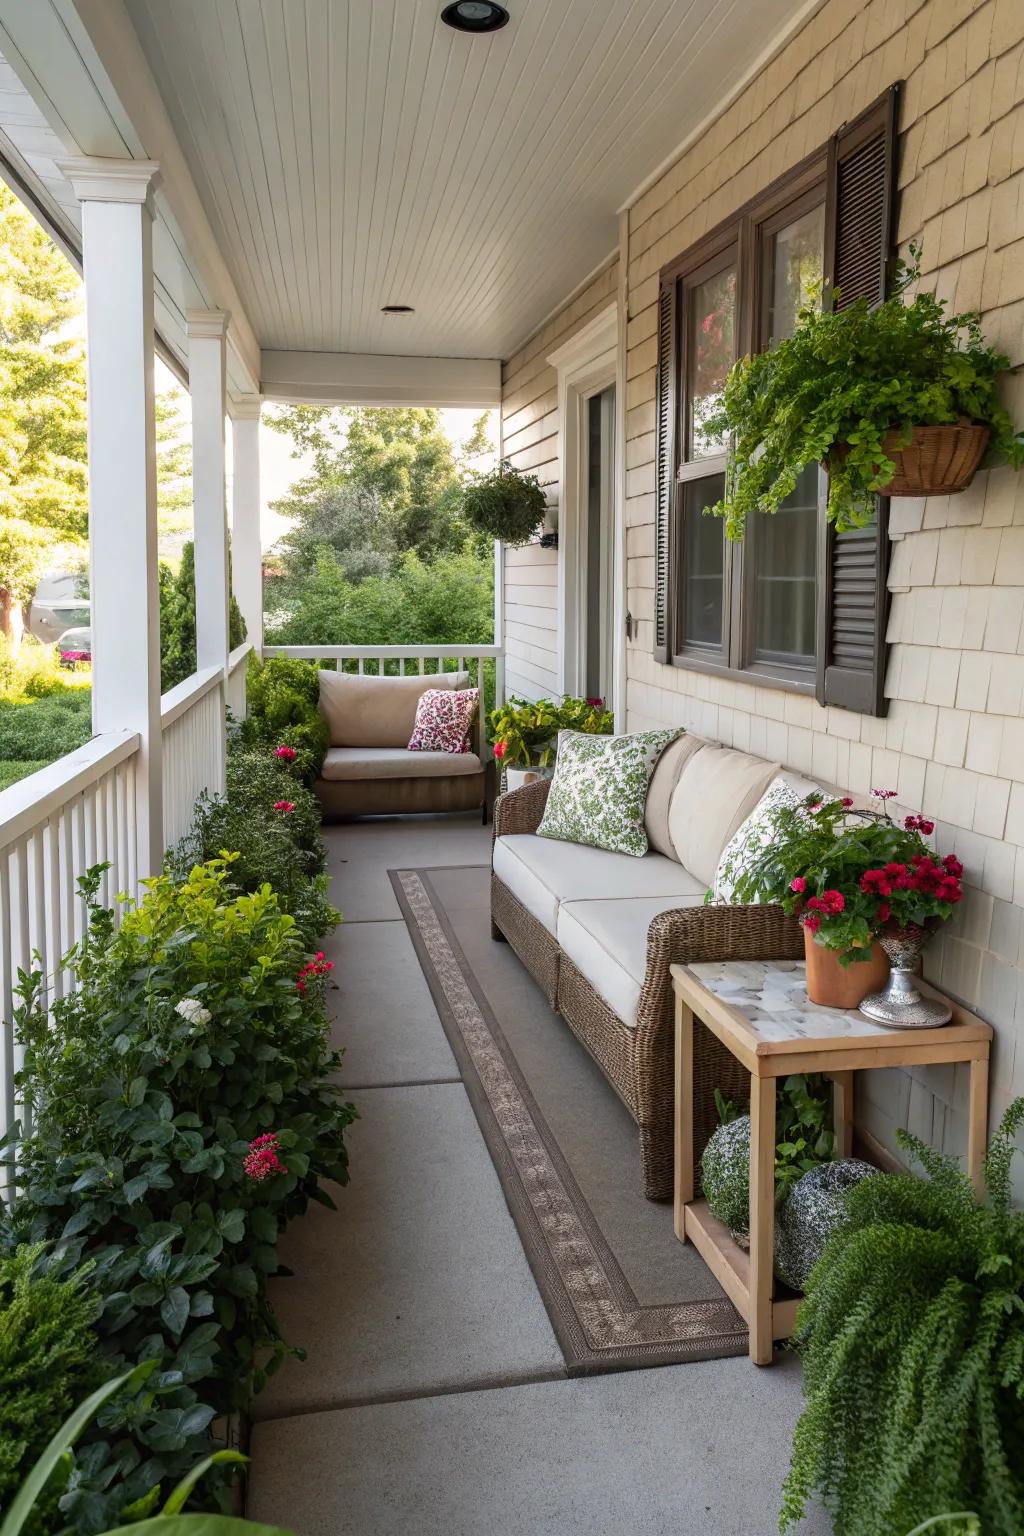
left=826, top=418, right=990, bottom=497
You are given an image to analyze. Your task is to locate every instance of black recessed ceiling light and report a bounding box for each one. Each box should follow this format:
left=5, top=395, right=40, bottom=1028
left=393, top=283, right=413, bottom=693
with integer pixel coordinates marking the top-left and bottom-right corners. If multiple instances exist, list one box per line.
left=381, top=303, right=415, bottom=314
left=441, top=2, right=509, bottom=34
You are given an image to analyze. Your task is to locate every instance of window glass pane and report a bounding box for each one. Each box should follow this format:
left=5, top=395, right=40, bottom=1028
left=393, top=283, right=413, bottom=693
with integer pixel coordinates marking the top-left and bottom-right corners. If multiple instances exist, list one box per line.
left=679, top=474, right=725, bottom=650
left=688, top=266, right=735, bottom=457
left=767, top=203, right=824, bottom=344
left=751, top=464, right=818, bottom=665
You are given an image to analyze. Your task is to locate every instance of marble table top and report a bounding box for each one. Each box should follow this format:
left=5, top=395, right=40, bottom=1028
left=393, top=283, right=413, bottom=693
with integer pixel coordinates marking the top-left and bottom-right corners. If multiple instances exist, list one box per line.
left=686, top=958, right=909, bottom=1044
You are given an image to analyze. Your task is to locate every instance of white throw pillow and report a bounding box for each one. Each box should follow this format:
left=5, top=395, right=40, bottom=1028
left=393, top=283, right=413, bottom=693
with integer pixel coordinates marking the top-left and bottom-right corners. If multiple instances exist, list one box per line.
left=711, top=774, right=822, bottom=904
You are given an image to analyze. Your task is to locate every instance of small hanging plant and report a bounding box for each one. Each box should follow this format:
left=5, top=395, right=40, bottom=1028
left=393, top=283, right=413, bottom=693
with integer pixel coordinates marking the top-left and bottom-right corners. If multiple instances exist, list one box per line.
left=704, top=245, right=1024, bottom=538
left=462, top=459, right=548, bottom=545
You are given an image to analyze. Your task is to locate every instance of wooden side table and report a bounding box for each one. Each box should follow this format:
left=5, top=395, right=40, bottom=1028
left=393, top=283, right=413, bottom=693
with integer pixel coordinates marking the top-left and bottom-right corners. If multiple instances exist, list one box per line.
left=671, top=958, right=992, bottom=1366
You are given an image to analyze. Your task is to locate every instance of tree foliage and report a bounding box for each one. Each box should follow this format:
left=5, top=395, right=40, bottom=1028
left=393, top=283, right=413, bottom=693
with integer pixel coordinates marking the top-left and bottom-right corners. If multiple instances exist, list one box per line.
left=0, top=182, right=88, bottom=629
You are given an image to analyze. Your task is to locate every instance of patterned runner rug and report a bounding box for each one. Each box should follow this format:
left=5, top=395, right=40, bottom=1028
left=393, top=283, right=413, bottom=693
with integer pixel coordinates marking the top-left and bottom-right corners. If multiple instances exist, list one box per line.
left=392, top=864, right=747, bottom=1374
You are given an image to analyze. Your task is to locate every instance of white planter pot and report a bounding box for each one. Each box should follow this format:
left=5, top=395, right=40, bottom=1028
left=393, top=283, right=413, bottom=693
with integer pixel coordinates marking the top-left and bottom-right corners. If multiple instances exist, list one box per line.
left=505, top=765, right=553, bottom=792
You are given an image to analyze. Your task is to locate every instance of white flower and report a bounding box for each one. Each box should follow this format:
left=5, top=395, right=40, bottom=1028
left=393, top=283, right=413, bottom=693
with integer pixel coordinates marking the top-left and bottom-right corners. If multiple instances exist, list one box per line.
left=175, top=998, right=212, bottom=1027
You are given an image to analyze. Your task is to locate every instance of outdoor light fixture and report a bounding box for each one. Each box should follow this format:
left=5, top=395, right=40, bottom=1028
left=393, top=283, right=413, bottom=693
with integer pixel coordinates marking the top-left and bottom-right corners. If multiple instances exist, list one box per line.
left=441, top=2, right=509, bottom=33
left=381, top=304, right=415, bottom=314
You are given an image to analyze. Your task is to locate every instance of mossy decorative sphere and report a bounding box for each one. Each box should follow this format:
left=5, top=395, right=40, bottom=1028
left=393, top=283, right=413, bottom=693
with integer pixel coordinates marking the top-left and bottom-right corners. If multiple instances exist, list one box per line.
left=774, top=1158, right=877, bottom=1291
left=701, top=1115, right=751, bottom=1240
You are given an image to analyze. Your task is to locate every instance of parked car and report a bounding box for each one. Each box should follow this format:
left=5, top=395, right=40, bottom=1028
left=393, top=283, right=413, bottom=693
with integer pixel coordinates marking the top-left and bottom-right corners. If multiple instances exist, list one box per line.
left=29, top=571, right=90, bottom=644
left=56, top=626, right=91, bottom=667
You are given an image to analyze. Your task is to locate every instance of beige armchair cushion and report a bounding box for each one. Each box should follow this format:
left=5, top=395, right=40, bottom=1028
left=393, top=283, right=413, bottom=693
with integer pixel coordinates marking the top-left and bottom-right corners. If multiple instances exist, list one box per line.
left=667, top=744, right=779, bottom=887
left=319, top=669, right=470, bottom=748
left=643, top=732, right=707, bottom=860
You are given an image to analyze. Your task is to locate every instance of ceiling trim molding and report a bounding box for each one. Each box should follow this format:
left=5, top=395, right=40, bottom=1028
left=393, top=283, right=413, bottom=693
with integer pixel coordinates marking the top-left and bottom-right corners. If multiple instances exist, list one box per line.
left=546, top=302, right=617, bottom=375
left=618, top=0, right=830, bottom=214
left=261, top=350, right=502, bottom=409
left=57, top=154, right=159, bottom=204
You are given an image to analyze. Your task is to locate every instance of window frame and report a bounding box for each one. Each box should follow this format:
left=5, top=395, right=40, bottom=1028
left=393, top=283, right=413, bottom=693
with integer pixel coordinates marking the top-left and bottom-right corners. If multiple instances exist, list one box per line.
left=662, top=149, right=828, bottom=693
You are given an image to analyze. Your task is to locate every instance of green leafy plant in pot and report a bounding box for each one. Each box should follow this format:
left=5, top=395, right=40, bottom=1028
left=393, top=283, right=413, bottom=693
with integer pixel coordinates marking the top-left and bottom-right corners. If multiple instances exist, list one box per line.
left=780, top=1099, right=1024, bottom=1536
left=488, top=695, right=614, bottom=790
left=462, top=459, right=548, bottom=545
left=704, top=245, right=1024, bottom=538
left=730, top=788, right=963, bottom=1009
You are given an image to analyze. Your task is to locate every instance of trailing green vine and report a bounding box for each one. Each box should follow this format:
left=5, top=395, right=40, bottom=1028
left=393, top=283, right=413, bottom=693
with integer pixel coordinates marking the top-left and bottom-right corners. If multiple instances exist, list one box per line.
left=704, top=246, right=1024, bottom=537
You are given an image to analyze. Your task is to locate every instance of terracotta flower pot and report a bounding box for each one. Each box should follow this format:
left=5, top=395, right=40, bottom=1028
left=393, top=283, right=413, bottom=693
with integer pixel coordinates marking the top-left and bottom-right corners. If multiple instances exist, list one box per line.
left=803, top=928, right=890, bottom=1009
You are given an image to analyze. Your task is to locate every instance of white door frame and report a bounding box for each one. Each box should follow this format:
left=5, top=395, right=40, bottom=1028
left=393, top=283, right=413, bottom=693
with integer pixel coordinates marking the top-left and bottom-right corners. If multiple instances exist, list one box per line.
left=548, top=303, right=621, bottom=704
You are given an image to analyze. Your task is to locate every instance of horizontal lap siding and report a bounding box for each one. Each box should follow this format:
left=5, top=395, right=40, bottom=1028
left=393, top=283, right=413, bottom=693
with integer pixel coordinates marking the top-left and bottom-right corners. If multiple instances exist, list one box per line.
left=500, top=259, right=619, bottom=700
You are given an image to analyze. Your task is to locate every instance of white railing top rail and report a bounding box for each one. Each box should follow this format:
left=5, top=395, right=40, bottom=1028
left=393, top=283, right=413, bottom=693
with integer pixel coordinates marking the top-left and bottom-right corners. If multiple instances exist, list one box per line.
left=0, top=729, right=140, bottom=854
left=160, top=664, right=224, bottom=729
left=263, top=644, right=503, bottom=659
left=228, top=639, right=253, bottom=673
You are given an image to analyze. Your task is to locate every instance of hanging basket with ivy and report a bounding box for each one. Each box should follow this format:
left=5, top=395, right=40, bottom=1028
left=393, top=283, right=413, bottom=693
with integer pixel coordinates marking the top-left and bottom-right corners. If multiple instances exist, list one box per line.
left=704, top=246, right=1024, bottom=539
left=462, top=459, right=548, bottom=545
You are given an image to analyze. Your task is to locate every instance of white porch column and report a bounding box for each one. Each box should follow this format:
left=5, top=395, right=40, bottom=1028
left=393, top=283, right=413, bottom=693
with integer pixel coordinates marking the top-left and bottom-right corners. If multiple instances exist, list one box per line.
left=58, top=156, right=164, bottom=878
left=229, top=395, right=263, bottom=653
left=187, top=310, right=231, bottom=675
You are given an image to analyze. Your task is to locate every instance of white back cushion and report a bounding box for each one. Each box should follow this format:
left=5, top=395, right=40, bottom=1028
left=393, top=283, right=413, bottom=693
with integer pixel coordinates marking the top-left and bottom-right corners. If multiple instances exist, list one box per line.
left=667, top=745, right=780, bottom=886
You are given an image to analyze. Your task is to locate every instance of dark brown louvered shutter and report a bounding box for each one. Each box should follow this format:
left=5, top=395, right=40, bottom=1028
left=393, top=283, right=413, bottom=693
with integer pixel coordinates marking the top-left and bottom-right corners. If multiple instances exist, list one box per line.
left=653, top=279, right=677, bottom=662
left=816, top=84, right=899, bottom=716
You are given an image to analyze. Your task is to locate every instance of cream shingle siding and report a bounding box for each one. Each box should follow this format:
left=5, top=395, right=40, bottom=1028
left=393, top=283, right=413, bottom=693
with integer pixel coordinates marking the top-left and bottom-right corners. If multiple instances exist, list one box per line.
left=500, top=259, right=618, bottom=701
left=502, top=0, right=1024, bottom=1180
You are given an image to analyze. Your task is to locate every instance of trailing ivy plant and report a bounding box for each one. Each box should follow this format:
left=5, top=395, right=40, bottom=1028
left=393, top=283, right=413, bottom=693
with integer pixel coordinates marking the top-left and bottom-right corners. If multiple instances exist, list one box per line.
left=704, top=245, right=1024, bottom=537
left=3, top=860, right=355, bottom=1532
left=781, top=1098, right=1024, bottom=1536
left=462, top=460, right=548, bottom=545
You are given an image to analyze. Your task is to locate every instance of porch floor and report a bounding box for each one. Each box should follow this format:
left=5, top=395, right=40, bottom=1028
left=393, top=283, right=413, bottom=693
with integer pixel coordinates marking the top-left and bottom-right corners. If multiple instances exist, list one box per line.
left=245, top=814, right=830, bottom=1535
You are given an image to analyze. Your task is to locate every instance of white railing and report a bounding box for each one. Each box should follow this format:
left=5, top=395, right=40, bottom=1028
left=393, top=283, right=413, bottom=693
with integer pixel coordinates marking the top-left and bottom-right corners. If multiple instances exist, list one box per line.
left=0, top=730, right=141, bottom=1145
left=226, top=639, right=252, bottom=721
left=263, top=644, right=505, bottom=753
left=161, top=665, right=226, bottom=852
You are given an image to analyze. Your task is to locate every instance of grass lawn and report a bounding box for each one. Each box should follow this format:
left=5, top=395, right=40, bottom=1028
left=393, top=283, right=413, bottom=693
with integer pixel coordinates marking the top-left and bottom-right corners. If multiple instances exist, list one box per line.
left=0, top=682, right=93, bottom=798
left=0, top=759, right=50, bottom=792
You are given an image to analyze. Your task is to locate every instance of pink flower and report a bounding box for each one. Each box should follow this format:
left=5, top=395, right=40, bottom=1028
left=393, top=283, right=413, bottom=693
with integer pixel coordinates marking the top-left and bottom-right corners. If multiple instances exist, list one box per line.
left=790, top=877, right=807, bottom=894
left=493, top=741, right=508, bottom=759
left=586, top=697, right=604, bottom=708
left=244, top=1132, right=288, bottom=1181
left=274, top=800, right=295, bottom=813
left=275, top=745, right=297, bottom=762
left=296, top=952, right=334, bottom=996
left=840, top=796, right=854, bottom=808
left=871, top=788, right=897, bottom=801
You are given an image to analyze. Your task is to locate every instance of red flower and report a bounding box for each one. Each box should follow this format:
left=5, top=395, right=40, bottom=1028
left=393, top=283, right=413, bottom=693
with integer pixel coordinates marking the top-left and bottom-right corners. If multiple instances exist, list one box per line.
left=297, top=953, right=334, bottom=995
left=819, top=889, right=845, bottom=915
left=790, top=877, right=807, bottom=894
left=802, top=913, right=821, bottom=934
left=840, top=796, right=854, bottom=808
left=943, top=854, right=964, bottom=879
left=275, top=745, right=297, bottom=762
left=586, top=697, right=604, bottom=708
left=904, top=814, right=935, bottom=835
left=274, top=800, right=295, bottom=813
left=861, top=869, right=892, bottom=897
left=244, top=1132, right=288, bottom=1181
left=876, top=902, right=891, bottom=923
left=493, top=741, right=508, bottom=759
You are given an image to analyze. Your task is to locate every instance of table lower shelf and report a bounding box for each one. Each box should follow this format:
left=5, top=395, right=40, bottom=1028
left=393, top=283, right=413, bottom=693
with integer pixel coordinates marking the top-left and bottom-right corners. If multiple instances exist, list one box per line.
left=683, top=1199, right=800, bottom=1343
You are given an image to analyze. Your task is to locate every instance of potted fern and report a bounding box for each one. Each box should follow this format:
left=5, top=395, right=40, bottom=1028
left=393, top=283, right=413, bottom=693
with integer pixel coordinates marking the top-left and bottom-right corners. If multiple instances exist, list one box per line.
left=705, top=246, right=1024, bottom=538
left=780, top=1099, right=1024, bottom=1536
left=462, top=459, right=548, bottom=545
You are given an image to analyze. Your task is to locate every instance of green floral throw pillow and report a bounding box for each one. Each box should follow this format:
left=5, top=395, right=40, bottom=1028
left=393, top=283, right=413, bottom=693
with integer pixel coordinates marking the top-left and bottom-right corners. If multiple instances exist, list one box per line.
left=538, top=728, right=682, bottom=858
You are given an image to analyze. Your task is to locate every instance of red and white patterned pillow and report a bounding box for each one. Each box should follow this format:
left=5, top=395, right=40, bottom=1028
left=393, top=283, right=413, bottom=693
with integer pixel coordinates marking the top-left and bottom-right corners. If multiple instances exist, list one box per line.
left=408, top=688, right=479, bottom=753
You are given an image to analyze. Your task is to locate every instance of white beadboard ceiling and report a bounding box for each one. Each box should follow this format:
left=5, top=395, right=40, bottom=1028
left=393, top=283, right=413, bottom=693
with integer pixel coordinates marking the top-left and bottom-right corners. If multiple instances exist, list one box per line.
left=125, top=0, right=809, bottom=361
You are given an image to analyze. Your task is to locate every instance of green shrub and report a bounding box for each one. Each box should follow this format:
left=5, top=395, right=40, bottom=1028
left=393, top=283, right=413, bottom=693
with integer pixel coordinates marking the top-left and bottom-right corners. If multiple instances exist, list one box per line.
left=5, top=859, right=356, bottom=1531
left=160, top=544, right=247, bottom=694
left=781, top=1099, right=1024, bottom=1536
left=0, top=1246, right=108, bottom=1535
left=170, top=747, right=337, bottom=949
left=0, top=634, right=79, bottom=701
left=238, top=655, right=328, bottom=779
left=0, top=691, right=92, bottom=763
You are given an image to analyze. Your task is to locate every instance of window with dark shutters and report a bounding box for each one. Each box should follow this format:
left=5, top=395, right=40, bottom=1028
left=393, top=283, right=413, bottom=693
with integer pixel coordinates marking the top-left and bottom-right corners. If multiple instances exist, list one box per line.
left=651, top=83, right=900, bottom=717
left=816, top=85, right=900, bottom=716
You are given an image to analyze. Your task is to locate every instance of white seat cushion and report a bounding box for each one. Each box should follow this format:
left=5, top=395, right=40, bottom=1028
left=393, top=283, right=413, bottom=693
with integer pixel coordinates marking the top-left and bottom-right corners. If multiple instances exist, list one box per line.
left=493, top=833, right=705, bottom=936
left=321, top=746, right=483, bottom=781
left=557, top=895, right=707, bottom=1027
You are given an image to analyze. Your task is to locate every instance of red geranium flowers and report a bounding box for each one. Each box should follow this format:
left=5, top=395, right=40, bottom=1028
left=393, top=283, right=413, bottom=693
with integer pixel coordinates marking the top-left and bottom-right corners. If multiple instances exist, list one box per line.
left=297, top=952, right=334, bottom=996
left=244, top=1132, right=288, bottom=1181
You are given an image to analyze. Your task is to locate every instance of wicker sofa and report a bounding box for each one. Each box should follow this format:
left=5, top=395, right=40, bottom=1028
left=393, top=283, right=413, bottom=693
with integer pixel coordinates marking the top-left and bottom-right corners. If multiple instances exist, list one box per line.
left=490, top=738, right=807, bottom=1200
left=315, top=669, right=492, bottom=821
